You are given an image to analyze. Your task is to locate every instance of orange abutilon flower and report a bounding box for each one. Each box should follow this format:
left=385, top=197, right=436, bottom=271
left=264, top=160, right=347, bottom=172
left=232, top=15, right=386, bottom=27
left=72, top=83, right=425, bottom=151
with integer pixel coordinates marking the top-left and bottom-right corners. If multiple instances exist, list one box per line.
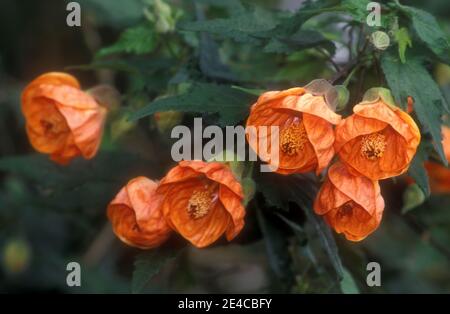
left=335, top=96, right=420, bottom=180
left=314, top=162, right=385, bottom=241
left=156, top=160, right=245, bottom=248
left=22, top=72, right=107, bottom=165
left=246, top=87, right=341, bottom=175
left=425, top=126, right=450, bottom=193
left=107, top=176, right=171, bottom=249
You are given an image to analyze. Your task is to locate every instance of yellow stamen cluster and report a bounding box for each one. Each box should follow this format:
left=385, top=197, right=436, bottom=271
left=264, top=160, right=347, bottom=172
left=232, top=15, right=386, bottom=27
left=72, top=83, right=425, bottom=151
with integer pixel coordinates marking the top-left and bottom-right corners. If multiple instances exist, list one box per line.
left=280, top=123, right=308, bottom=156
left=360, top=132, right=386, bottom=160
left=187, top=189, right=213, bottom=219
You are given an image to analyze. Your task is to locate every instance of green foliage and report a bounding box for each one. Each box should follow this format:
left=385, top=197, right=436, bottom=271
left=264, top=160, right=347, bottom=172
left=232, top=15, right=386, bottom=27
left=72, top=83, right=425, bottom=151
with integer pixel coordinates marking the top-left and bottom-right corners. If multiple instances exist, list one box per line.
left=179, top=7, right=280, bottom=45
left=180, top=1, right=337, bottom=55
left=342, top=0, right=371, bottom=23
left=257, top=173, right=343, bottom=281
left=97, top=24, right=157, bottom=58
left=407, top=143, right=431, bottom=196
left=396, top=3, right=450, bottom=64
left=394, top=27, right=412, bottom=63
left=0, top=153, right=141, bottom=190
left=340, top=267, right=360, bottom=294
left=132, top=248, right=182, bottom=293
left=130, top=83, right=256, bottom=126
left=263, top=29, right=335, bottom=55
left=255, top=209, right=293, bottom=290
left=77, top=0, right=144, bottom=28
left=381, top=51, right=449, bottom=164
left=199, top=35, right=236, bottom=81
left=402, top=183, right=426, bottom=214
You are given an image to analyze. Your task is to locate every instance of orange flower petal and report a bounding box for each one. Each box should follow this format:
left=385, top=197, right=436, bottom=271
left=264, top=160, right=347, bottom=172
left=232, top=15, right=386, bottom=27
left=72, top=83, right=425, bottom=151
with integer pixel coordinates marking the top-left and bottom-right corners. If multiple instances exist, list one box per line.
left=107, top=177, right=171, bottom=249
left=161, top=161, right=243, bottom=198
left=161, top=179, right=231, bottom=248
left=335, top=99, right=420, bottom=180
left=219, top=185, right=245, bottom=240
left=278, top=93, right=341, bottom=125
left=314, top=177, right=351, bottom=215
left=424, top=127, right=450, bottom=194
left=24, top=97, right=72, bottom=154
left=425, top=161, right=450, bottom=194
left=314, top=162, right=384, bottom=241
left=158, top=161, right=245, bottom=248
left=354, top=101, right=420, bottom=146
left=21, top=72, right=106, bottom=164
left=442, top=126, right=450, bottom=161
left=327, top=163, right=382, bottom=216
left=339, top=127, right=411, bottom=180
left=324, top=203, right=383, bottom=241
left=303, top=113, right=335, bottom=174
left=334, top=114, right=388, bottom=152
left=255, top=87, right=305, bottom=108
left=246, top=88, right=341, bottom=174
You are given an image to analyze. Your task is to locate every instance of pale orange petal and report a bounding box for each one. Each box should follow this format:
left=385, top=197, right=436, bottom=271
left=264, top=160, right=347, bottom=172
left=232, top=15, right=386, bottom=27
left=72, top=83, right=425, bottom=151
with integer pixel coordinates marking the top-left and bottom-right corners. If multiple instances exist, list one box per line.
left=303, top=113, right=335, bottom=174
left=107, top=177, right=171, bottom=249
left=161, top=179, right=231, bottom=248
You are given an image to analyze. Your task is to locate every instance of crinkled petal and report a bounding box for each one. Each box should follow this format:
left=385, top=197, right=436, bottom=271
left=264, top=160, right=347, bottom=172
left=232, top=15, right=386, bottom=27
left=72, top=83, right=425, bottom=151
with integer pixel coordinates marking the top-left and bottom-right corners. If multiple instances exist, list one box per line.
left=327, top=162, right=382, bottom=215
left=335, top=114, right=388, bottom=152
left=107, top=177, right=171, bottom=249
left=314, top=178, right=351, bottom=215
left=339, top=127, right=410, bottom=180
left=324, top=204, right=383, bottom=241
left=161, top=179, right=231, bottom=248
left=303, top=113, right=335, bottom=174
left=219, top=185, right=245, bottom=240
left=278, top=93, right=341, bottom=125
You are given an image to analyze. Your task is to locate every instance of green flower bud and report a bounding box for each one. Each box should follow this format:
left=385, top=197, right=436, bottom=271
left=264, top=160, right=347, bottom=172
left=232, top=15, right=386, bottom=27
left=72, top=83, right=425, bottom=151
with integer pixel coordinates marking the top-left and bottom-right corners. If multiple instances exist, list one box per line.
left=402, top=183, right=426, bottom=214
left=335, top=85, right=350, bottom=111
left=371, top=31, right=390, bottom=50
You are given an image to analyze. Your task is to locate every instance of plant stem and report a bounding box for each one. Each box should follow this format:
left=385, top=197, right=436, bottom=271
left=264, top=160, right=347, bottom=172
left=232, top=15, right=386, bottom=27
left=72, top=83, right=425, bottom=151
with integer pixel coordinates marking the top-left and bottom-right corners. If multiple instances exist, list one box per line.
left=342, top=64, right=360, bottom=87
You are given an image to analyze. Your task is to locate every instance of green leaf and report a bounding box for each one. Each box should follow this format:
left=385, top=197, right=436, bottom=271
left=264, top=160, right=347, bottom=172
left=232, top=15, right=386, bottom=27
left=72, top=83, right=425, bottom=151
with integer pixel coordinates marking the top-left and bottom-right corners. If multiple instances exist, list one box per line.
left=272, top=0, right=341, bottom=35
left=342, top=0, right=371, bottom=23
left=381, top=51, right=448, bottom=164
left=255, top=208, right=293, bottom=287
left=179, top=7, right=279, bottom=45
left=0, top=152, right=141, bottom=188
left=340, top=267, right=360, bottom=294
left=257, top=173, right=343, bottom=279
left=0, top=152, right=147, bottom=212
left=394, top=27, right=412, bottom=63
left=132, top=248, right=181, bottom=294
left=276, top=213, right=307, bottom=244
left=263, top=30, right=335, bottom=55
left=397, top=4, right=450, bottom=64
left=182, top=1, right=338, bottom=57
left=241, top=177, right=256, bottom=206
left=199, top=34, right=236, bottom=81
left=301, top=201, right=343, bottom=280
left=96, top=24, right=157, bottom=58
left=402, top=183, right=426, bottom=214
left=78, top=0, right=144, bottom=28
left=407, top=142, right=430, bottom=196
left=195, top=0, right=246, bottom=15
left=129, top=83, right=256, bottom=126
